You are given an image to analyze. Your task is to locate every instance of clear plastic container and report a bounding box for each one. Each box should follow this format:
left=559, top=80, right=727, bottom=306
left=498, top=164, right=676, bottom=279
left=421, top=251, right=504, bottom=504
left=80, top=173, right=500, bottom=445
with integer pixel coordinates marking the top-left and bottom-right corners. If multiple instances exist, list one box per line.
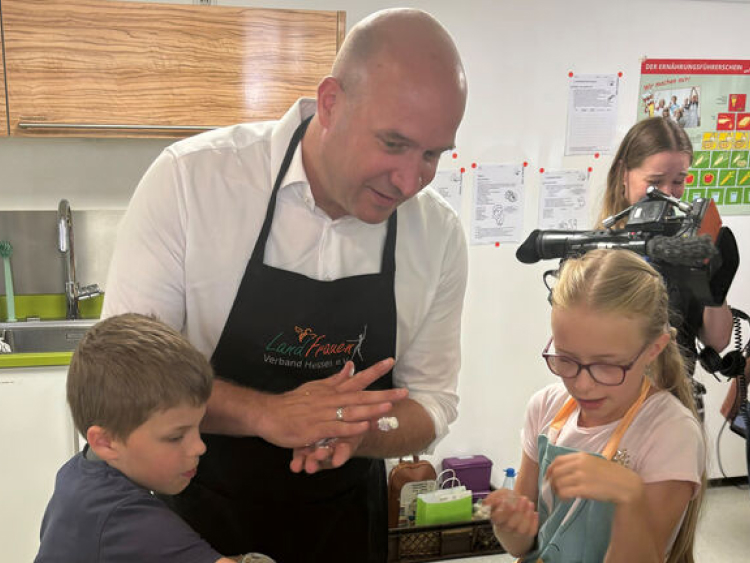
left=502, top=467, right=516, bottom=490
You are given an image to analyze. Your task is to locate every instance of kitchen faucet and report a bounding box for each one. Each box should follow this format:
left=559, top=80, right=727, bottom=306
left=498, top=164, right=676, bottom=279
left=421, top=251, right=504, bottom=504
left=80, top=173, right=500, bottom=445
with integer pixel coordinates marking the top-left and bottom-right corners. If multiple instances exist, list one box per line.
left=58, top=199, right=102, bottom=320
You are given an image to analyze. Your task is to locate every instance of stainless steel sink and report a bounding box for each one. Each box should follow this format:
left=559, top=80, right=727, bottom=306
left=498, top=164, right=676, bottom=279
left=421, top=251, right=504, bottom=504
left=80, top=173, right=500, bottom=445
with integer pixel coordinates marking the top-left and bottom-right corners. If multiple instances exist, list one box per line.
left=0, top=319, right=97, bottom=354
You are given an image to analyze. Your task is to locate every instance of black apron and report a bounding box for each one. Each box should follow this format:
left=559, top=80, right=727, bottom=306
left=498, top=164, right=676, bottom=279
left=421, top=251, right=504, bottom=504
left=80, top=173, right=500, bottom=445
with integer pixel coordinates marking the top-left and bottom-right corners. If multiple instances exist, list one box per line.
left=166, top=117, right=396, bottom=563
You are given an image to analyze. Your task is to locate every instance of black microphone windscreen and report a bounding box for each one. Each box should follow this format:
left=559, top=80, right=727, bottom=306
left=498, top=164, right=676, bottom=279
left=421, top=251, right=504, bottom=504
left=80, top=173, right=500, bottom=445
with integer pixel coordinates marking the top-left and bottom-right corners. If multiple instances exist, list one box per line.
left=646, top=234, right=718, bottom=267
left=516, top=230, right=542, bottom=264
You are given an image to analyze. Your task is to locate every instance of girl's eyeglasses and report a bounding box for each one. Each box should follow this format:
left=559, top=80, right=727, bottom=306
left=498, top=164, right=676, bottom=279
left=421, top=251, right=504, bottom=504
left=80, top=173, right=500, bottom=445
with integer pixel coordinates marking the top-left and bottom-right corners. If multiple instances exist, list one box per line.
left=542, top=337, right=650, bottom=386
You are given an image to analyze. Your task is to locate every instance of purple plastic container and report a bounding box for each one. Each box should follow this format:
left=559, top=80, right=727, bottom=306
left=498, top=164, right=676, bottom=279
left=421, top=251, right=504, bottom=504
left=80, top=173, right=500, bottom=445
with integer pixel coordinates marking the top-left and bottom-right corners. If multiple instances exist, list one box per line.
left=441, top=455, right=493, bottom=493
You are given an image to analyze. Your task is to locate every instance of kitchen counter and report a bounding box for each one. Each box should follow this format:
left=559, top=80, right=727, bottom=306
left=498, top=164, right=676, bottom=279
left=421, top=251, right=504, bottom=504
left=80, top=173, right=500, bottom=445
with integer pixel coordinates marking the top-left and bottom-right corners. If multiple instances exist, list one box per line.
left=0, top=351, right=73, bottom=368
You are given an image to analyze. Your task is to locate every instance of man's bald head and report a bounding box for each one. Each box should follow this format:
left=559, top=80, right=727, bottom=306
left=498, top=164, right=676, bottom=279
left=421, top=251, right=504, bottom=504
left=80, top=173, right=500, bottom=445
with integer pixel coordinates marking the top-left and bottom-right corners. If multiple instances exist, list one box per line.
left=305, top=9, right=467, bottom=224
left=331, top=8, right=467, bottom=104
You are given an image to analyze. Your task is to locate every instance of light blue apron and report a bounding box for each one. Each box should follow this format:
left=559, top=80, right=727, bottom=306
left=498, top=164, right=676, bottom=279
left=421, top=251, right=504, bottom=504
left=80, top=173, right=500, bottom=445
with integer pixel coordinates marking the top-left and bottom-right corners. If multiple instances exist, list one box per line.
left=521, top=378, right=651, bottom=563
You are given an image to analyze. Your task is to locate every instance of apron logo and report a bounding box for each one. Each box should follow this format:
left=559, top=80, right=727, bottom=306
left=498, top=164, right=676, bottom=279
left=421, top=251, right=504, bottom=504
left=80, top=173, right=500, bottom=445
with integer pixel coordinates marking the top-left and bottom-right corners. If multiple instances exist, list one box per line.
left=349, top=324, right=367, bottom=362
left=294, top=326, right=317, bottom=342
left=263, top=324, right=368, bottom=369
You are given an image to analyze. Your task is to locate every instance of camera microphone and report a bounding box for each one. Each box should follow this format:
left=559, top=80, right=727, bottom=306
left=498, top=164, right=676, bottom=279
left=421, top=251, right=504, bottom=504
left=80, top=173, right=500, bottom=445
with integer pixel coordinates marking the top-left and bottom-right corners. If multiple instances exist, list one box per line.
left=644, top=234, right=718, bottom=267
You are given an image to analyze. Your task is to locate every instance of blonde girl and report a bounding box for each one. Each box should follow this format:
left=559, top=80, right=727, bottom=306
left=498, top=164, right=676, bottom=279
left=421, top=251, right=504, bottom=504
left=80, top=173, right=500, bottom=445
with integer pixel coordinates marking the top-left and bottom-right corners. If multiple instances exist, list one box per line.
left=487, top=249, right=706, bottom=563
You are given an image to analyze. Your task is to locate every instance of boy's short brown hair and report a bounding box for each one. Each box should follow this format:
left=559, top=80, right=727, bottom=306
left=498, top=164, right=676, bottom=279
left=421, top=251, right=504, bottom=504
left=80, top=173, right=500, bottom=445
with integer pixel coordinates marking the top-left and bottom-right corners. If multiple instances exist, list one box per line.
left=67, top=313, right=214, bottom=441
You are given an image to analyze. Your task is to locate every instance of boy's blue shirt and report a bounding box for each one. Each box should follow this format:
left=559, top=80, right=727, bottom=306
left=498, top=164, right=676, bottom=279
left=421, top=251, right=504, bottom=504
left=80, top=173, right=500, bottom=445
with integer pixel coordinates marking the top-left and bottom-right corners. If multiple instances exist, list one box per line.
left=34, top=446, right=221, bottom=563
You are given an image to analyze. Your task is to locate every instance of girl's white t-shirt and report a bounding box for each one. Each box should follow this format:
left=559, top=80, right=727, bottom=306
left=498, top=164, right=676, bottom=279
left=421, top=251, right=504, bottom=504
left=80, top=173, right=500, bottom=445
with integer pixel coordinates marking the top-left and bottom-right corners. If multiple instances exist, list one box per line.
left=522, top=382, right=705, bottom=493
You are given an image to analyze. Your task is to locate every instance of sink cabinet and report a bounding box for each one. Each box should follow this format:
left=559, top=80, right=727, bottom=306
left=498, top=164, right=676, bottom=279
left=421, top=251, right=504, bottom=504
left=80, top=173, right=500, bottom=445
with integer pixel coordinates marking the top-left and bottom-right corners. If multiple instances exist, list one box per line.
left=1, top=0, right=344, bottom=138
left=0, top=365, right=76, bottom=562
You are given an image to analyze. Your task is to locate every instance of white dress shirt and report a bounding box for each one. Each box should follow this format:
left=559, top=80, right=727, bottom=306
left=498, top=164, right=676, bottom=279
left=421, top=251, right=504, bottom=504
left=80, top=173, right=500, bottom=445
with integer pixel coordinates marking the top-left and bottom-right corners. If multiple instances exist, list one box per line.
left=103, top=99, right=468, bottom=448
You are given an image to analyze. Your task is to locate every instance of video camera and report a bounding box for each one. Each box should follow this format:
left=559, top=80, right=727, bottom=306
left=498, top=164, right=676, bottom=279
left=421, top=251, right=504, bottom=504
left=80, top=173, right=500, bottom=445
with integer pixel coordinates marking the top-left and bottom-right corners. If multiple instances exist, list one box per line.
left=516, top=187, right=739, bottom=307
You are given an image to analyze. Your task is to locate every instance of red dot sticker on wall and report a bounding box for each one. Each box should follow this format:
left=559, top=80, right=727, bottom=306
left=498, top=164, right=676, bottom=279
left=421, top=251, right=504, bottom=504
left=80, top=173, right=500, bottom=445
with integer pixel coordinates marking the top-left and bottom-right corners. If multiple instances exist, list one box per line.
left=452, top=152, right=458, bottom=159
left=539, top=168, right=545, bottom=174
left=618, top=71, right=623, bottom=78
left=594, top=153, right=600, bottom=159
left=568, top=72, right=574, bottom=78
left=495, top=242, right=500, bottom=247
left=588, top=167, right=593, bottom=173
left=523, top=161, right=528, bottom=167
left=471, top=162, right=477, bottom=169
left=460, top=167, right=466, bottom=174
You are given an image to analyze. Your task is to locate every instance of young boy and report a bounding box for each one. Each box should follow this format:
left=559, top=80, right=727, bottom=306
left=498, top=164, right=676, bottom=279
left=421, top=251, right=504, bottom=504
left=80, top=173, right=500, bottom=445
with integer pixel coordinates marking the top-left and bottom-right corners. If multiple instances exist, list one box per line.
left=34, top=313, right=239, bottom=563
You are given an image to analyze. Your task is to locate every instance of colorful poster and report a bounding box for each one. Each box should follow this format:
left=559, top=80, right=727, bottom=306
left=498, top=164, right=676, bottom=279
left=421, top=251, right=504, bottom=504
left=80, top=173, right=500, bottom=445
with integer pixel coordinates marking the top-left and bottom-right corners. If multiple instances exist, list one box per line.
left=639, top=59, right=750, bottom=215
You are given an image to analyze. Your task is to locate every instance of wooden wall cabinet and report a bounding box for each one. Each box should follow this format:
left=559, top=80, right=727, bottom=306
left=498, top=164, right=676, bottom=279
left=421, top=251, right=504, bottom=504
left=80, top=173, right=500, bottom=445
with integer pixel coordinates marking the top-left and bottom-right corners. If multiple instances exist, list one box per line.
left=1, top=0, right=345, bottom=138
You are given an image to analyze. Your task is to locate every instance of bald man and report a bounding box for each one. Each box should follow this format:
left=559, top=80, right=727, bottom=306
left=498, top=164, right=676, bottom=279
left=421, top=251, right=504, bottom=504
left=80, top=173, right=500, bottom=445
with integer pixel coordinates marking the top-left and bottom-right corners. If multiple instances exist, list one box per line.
left=103, top=9, right=468, bottom=562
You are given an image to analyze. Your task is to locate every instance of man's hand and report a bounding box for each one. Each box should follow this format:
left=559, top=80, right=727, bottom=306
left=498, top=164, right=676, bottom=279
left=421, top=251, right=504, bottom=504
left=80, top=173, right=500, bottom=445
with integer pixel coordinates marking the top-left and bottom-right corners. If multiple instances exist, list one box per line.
left=256, top=358, right=407, bottom=449
left=289, top=433, right=365, bottom=474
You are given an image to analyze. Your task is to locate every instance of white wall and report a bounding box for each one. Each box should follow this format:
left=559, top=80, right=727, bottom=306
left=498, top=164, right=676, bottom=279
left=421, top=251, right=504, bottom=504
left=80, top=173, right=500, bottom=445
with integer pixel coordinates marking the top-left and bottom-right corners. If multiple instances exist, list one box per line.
left=3, top=0, right=748, bottom=481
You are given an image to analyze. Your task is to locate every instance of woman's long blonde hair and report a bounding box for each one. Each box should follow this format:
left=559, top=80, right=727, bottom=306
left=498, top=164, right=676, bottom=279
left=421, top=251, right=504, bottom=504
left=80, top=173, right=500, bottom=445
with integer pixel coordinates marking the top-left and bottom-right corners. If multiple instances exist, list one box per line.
left=552, top=249, right=705, bottom=563
left=597, top=118, right=693, bottom=229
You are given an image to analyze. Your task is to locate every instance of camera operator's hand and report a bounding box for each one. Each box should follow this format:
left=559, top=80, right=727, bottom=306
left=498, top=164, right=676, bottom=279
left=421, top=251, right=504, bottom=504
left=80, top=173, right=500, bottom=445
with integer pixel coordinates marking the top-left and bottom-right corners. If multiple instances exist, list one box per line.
left=700, top=303, right=732, bottom=352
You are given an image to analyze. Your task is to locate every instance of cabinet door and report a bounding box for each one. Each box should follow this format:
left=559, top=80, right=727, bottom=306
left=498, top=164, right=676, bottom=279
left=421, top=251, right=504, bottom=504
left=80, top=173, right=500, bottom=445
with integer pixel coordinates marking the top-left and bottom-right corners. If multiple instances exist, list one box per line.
left=0, top=44, right=7, bottom=136
left=3, top=0, right=344, bottom=138
left=0, top=366, right=77, bottom=562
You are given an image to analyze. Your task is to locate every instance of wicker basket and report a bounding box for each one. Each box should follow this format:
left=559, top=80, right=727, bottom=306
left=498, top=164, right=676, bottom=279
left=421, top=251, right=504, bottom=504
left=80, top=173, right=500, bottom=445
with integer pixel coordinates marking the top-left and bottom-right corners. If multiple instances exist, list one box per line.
left=388, top=519, right=505, bottom=562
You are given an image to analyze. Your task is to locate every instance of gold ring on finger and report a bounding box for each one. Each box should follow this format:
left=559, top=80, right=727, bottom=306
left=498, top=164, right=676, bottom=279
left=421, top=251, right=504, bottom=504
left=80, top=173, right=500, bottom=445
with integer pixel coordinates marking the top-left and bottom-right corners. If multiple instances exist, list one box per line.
left=336, top=407, right=344, bottom=422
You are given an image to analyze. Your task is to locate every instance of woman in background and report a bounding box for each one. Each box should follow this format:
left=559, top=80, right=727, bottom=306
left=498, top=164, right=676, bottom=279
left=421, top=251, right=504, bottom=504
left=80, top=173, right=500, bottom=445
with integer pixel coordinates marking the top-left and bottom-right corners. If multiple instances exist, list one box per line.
left=596, top=117, right=732, bottom=380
